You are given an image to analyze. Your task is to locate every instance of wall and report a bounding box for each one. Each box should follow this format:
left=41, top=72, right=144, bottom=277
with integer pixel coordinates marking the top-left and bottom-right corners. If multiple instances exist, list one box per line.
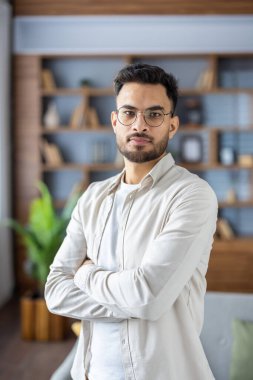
left=0, top=0, right=13, bottom=306
left=13, top=15, right=253, bottom=54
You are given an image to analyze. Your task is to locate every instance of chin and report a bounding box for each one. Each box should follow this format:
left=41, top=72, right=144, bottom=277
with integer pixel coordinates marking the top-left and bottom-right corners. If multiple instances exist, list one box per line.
left=120, top=149, right=164, bottom=163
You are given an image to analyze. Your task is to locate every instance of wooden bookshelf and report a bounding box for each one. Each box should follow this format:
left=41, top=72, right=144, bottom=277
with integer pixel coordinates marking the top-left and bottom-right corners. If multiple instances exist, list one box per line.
left=13, top=52, right=253, bottom=292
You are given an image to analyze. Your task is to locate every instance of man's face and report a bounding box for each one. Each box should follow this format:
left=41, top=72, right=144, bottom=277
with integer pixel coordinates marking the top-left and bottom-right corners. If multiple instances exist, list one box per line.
left=111, top=82, right=179, bottom=163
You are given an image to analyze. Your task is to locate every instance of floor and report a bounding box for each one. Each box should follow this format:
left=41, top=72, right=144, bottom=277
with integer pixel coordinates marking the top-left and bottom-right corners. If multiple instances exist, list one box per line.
left=0, top=296, right=76, bottom=380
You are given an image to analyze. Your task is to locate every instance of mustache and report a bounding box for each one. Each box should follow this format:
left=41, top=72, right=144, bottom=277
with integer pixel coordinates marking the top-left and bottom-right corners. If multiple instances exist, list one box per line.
left=127, top=132, right=153, bottom=142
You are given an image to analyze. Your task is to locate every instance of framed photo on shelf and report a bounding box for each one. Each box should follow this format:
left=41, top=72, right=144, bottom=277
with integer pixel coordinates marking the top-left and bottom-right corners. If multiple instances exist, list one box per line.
left=180, top=135, right=203, bottom=163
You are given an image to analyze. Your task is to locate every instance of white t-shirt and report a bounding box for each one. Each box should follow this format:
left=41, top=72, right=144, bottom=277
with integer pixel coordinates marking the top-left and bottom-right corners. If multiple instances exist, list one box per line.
left=88, top=180, right=140, bottom=380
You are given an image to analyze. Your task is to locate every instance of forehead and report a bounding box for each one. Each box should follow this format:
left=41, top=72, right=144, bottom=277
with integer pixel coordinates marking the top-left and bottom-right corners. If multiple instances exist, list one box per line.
left=116, top=82, right=171, bottom=108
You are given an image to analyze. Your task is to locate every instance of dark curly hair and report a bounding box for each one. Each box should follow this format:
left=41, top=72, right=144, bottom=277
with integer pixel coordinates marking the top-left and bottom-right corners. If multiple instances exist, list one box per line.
left=113, top=63, right=178, bottom=114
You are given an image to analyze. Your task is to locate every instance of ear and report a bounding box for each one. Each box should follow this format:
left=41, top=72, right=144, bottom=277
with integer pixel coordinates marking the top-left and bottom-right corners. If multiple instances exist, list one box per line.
left=168, top=115, right=179, bottom=140
left=111, top=111, right=117, bottom=133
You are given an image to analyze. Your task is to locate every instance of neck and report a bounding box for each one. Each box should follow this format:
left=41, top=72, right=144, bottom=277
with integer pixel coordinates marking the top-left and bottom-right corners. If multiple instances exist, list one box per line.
left=123, top=154, right=165, bottom=184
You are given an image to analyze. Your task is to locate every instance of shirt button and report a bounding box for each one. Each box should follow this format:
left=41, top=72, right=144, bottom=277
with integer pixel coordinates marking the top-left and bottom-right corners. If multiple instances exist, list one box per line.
left=122, top=339, right=126, bottom=345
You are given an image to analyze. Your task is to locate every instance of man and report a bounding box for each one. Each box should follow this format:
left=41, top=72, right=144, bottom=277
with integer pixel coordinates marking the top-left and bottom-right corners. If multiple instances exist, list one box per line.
left=45, top=63, right=218, bottom=380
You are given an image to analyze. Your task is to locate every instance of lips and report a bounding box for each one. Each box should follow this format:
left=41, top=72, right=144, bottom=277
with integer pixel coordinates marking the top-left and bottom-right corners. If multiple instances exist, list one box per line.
left=127, top=134, right=152, bottom=145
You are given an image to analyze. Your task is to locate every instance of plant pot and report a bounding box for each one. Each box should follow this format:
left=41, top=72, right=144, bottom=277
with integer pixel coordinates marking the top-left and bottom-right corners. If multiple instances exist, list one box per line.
left=20, top=293, right=67, bottom=341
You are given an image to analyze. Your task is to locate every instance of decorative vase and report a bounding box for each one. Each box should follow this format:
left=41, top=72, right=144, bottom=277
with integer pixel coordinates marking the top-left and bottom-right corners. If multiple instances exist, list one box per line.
left=43, top=102, right=60, bottom=129
left=20, top=293, right=67, bottom=341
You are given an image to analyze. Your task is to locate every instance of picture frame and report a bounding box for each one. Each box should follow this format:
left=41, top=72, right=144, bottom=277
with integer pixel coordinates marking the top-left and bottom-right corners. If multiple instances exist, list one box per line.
left=180, top=135, right=203, bottom=163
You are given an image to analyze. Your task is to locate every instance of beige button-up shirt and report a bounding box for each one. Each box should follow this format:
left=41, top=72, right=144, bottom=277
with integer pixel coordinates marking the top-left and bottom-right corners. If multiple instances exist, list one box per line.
left=45, top=153, right=218, bottom=380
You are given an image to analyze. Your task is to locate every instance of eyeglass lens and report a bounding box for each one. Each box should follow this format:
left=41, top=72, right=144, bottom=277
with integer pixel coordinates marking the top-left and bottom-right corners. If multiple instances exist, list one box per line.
left=117, top=108, right=166, bottom=127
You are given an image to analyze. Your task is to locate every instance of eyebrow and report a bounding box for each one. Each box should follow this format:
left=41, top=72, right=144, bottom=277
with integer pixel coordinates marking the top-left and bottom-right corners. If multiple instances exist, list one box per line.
left=121, top=105, right=165, bottom=111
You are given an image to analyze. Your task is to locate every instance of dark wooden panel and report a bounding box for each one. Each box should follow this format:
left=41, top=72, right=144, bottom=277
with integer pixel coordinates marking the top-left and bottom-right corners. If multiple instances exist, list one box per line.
left=13, top=55, right=41, bottom=292
left=13, top=0, right=253, bottom=16
left=13, top=56, right=41, bottom=220
left=207, top=239, right=253, bottom=293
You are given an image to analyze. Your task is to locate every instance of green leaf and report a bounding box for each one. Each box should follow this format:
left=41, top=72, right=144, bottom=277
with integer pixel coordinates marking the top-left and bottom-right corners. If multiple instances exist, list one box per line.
left=4, top=180, right=81, bottom=289
left=29, top=181, right=57, bottom=244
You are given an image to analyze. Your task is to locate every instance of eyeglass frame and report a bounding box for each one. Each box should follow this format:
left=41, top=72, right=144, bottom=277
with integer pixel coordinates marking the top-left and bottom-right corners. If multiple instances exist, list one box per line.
left=115, top=106, right=174, bottom=128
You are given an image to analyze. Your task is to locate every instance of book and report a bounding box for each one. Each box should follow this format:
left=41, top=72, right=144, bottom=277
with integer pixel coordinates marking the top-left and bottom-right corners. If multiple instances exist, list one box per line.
left=196, top=68, right=214, bottom=90
left=87, top=107, right=100, bottom=129
left=216, top=218, right=235, bottom=240
left=40, top=140, right=63, bottom=166
left=69, top=101, right=86, bottom=129
left=41, top=69, right=56, bottom=90
left=73, top=106, right=101, bottom=129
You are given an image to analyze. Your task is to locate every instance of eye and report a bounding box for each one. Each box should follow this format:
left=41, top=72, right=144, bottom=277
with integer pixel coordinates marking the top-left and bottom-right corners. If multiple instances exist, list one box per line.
left=123, top=110, right=136, bottom=117
left=147, top=111, right=163, bottom=118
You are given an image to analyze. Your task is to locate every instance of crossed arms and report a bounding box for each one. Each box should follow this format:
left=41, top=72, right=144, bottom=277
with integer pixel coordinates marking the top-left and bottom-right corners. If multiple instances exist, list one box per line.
left=45, top=185, right=217, bottom=323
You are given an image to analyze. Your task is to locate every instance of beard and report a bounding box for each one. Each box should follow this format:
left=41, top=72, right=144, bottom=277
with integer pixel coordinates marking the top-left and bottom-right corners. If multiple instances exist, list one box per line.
left=117, top=132, right=169, bottom=163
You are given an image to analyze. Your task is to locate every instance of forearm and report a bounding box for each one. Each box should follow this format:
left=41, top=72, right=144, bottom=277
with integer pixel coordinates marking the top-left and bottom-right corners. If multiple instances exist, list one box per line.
left=74, top=236, right=212, bottom=321
left=45, top=267, right=129, bottom=322
left=45, top=195, right=130, bottom=322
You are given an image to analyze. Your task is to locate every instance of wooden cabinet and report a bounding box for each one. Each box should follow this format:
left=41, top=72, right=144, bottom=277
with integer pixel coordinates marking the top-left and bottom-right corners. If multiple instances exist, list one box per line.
left=13, top=53, right=253, bottom=292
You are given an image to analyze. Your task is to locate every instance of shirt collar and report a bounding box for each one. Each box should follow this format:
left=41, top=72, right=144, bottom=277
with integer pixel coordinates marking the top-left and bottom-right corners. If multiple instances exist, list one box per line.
left=107, top=169, right=126, bottom=194
left=107, top=153, right=175, bottom=194
left=145, top=153, right=175, bottom=188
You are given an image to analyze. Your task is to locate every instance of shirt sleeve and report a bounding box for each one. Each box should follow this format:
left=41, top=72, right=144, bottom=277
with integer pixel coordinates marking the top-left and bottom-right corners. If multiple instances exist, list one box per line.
left=45, top=194, right=129, bottom=322
left=73, top=184, right=218, bottom=321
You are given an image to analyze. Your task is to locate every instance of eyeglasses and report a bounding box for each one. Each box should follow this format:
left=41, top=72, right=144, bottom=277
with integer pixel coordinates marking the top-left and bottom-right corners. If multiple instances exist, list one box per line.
left=116, top=107, right=173, bottom=128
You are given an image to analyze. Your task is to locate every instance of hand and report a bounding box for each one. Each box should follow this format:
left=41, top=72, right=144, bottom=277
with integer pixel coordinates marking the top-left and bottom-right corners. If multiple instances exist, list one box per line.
left=83, top=258, right=94, bottom=266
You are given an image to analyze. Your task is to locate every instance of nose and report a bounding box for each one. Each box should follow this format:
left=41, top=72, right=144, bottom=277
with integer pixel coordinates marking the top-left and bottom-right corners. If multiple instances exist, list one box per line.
left=132, top=112, right=148, bottom=132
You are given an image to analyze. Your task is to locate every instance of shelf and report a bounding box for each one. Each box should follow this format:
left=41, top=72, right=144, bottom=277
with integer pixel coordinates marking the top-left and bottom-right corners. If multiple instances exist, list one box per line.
left=181, top=163, right=253, bottom=170
left=42, top=161, right=253, bottom=173
left=180, top=88, right=253, bottom=96
left=218, top=200, right=253, bottom=208
left=179, top=125, right=253, bottom=132
left=214, top=164, right=253, bottom=170
left=40, top=125, right=253, bottom=134
left=40, top=126, right=113, bottom=134
left=213, top=237, right=253, bottom=250
left=42, top=162, right=123, bottom=172
left=40, top=87, right=114, bottom=97
left=41, top=87, right=253, bottom=98
left=212, top=126, right=253, bottom=132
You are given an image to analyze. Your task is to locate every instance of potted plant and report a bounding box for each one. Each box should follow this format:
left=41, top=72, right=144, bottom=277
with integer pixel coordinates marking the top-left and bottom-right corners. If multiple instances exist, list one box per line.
left=6, top=181, right=82, bottom=341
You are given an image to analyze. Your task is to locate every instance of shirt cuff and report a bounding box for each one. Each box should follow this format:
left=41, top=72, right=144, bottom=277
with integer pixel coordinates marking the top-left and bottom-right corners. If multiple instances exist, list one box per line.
left=74, top=264, right=96, bottom=292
